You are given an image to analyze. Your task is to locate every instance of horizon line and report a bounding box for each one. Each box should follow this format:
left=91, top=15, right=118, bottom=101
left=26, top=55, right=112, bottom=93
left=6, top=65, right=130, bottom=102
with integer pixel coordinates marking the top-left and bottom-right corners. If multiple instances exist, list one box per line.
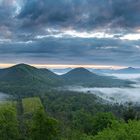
left=0, top=63, right=128, bottom=69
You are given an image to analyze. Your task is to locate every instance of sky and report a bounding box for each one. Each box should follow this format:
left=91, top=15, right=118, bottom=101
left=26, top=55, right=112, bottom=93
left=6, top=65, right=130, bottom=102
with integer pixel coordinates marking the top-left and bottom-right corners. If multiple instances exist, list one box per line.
left=0, top=0, right=140, bottom=68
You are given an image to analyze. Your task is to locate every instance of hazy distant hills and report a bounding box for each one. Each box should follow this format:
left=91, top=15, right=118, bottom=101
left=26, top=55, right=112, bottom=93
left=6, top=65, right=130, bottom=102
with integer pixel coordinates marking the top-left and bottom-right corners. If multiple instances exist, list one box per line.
left=51, top=67, right=140, bottom=75
left=90, top=67, right=140, bottom=74
left=0, top=64, right=134, bottom=95
left=113, top=67, right=140, bottom=74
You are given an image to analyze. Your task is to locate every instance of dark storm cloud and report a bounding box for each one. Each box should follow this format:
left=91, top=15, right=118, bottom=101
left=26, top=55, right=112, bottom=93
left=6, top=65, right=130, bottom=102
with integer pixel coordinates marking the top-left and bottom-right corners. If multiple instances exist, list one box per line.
left=18, top=0, right=140, bottom=32
left=0, top=0, right=140, bottom=37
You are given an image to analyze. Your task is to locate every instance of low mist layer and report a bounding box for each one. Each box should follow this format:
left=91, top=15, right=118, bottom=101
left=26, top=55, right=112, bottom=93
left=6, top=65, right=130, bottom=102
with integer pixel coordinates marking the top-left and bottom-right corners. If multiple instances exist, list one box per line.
left=66, top=74, right=140, bottom=104
left=0, top=92, right=9, bottom=101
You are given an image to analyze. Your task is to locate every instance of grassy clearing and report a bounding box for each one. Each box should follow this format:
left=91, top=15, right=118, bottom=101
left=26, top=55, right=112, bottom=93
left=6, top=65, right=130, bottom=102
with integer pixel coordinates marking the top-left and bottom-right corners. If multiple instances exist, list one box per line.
left=22, top=97, right=43, bottom=115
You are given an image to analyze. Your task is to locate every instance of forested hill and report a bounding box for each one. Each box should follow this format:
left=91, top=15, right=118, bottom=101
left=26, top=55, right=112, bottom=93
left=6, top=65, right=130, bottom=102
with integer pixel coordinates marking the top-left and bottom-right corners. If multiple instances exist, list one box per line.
left=0, top=64, right=134, bottom=95
left=61, top=67, right=133, bottom=87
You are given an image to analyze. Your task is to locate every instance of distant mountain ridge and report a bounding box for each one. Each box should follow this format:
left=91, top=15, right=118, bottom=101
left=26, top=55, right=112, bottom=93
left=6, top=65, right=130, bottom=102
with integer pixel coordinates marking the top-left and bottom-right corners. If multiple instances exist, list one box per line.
left=114, top=67, right=140, bottom=74
left=50, top=67, right=140, bottom=75
left=0, top=64, right=134, bottom=95
left=90, top=67, right=140, bottom=74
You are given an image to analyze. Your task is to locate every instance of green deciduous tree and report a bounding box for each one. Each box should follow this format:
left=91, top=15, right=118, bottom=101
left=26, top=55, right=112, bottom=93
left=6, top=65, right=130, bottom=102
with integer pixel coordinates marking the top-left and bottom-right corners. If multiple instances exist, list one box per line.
left=0, top=105, right=19, bottom=140
left=30, top=108, right=59, bottom=140
left=92, top=112, right=116, bottom=135
left=123, top=104, right=137, bottom=122
left=92, top=120, right=140, bottom=140
left=72, top=111, right=116, bottom=136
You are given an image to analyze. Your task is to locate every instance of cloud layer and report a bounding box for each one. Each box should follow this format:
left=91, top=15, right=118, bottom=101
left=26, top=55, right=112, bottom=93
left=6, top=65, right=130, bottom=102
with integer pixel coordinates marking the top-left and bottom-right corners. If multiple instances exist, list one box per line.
left=0, top=0, right=140, bottom=67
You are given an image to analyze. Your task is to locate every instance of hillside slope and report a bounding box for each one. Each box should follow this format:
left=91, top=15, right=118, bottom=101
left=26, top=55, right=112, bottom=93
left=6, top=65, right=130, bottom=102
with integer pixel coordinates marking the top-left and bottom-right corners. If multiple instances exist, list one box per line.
left=0, top=64, right=61, bottom=95
left=61, top=67, right=133, bottom=87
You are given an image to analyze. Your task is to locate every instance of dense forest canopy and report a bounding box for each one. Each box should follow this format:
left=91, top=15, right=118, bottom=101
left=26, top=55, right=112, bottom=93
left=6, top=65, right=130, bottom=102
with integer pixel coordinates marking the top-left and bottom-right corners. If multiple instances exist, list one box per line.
left=0, top=90, right=140, bottom=140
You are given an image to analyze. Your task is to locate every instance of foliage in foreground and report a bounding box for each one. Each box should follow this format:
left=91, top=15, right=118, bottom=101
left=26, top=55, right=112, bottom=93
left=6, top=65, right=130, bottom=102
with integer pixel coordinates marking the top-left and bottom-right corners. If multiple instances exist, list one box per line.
left=0, top=93, right=140, bottom=140
left=0, top=102, right=19, bottom=140
left=92, top=120, right=140, bottom=140
left=30, top=109, right=59, bottom=140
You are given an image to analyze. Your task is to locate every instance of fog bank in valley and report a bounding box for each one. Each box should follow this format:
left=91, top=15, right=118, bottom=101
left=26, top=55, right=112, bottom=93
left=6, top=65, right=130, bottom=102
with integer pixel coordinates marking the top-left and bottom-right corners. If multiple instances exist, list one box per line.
left=0, top=92, right=9, bottom=101
left=66, top=74, right=140, bottom=104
